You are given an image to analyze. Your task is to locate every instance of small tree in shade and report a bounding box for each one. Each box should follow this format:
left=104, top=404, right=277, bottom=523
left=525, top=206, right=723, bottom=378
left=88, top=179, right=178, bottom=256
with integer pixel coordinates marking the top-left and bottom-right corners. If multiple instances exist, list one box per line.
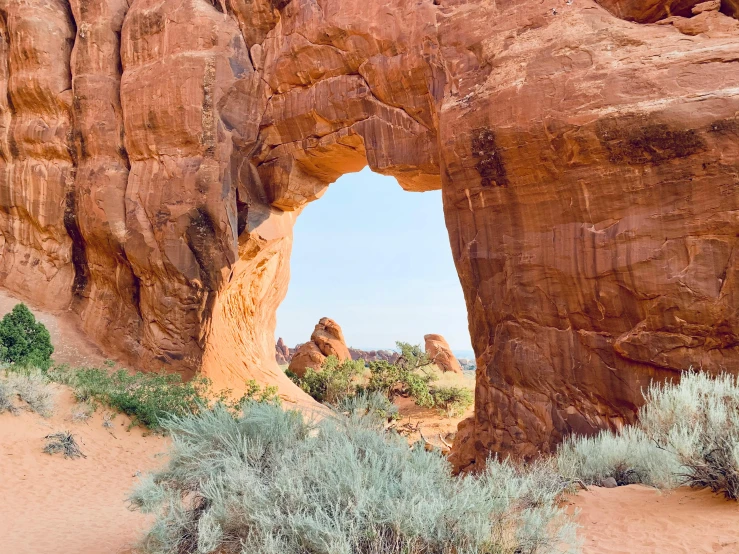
left=0, top=303, right=54, bottom=370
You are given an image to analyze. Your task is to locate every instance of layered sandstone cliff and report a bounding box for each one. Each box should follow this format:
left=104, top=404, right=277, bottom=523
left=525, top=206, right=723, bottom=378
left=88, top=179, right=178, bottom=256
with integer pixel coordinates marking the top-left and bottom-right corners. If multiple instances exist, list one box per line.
left=0, top=0, right=737, bottom=469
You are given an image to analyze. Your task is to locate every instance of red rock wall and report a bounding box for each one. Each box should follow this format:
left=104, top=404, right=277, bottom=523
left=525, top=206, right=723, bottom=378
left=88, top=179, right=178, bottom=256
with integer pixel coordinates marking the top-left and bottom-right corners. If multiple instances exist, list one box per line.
left=0, top=0, right=737, bottom=465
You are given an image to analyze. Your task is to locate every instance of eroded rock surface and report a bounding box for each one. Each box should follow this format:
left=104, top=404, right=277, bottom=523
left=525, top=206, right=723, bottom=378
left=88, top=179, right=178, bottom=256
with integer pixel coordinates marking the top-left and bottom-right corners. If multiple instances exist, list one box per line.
left=424, top=334, right=463, bottom=374
left=288, top=317, right=351, bottom=378
left=0, top=0, right=737, bottom=467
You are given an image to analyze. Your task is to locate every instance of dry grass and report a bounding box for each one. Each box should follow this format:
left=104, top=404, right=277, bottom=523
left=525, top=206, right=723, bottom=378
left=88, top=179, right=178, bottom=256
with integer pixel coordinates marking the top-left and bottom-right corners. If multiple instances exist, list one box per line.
left=43, top=431, right=86, bottom=459
left=1, top=371, right=55, bottom=417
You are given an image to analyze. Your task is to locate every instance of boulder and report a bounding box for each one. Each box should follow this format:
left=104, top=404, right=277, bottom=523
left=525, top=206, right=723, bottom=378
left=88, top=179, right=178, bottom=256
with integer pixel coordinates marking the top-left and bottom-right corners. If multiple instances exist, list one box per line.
left=424, top=334, right=463, bottom=374
left=287, top=342, right=326, bottom=379
left=288, top=318, right=351, bottom=378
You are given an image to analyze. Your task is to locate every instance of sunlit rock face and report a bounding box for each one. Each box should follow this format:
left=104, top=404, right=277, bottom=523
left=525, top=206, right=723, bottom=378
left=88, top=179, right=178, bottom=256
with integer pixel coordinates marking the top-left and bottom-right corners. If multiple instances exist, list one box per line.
left=288, top=317, right=352, bottom=378
left=0, top=0, right=737, bottom=467
left=425, top=334, right=462, bottom=374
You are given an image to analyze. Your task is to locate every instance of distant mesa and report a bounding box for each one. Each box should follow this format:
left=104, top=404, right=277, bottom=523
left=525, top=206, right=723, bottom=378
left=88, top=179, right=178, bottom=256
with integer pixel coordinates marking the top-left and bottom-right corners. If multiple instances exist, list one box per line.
left=275, top=337, right=291, bottom=365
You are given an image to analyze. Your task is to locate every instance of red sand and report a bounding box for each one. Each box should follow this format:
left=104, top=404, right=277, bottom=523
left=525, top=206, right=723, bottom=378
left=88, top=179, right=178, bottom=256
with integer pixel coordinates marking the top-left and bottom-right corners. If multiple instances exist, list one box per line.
left=569, top=484, right=739, bottom=553
left=0, top=387, right=168, bottom=554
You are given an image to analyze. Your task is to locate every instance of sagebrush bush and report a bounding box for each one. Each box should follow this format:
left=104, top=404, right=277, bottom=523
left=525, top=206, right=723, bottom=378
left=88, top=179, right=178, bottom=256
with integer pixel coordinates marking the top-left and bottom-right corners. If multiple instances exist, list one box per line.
left=0, top=303, right=54, bottom=370
left=4, top=371, right=55, bottom=417
left=556, top=426, right=680, bottom=488
left=556, top=371, right=739, bottom=498
left=641, top=371, right=739, bottom=499
left=0, top=378, right=13, bottom=413
left=131, top=396, right=577, bottom=554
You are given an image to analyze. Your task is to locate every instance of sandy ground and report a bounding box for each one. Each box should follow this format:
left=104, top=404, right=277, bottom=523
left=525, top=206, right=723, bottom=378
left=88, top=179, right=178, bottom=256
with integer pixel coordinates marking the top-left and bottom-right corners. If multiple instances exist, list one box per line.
left=3, top=385, right=739, bottom=553
left=390, top=367, right=476, bottom=450
left=569, top=484, right=739, bottom=554
left=0, top=289, right=109, bottom=368
left=3, top=289, right=739, bottom=553
left=0, top=387, right=169, bottom=554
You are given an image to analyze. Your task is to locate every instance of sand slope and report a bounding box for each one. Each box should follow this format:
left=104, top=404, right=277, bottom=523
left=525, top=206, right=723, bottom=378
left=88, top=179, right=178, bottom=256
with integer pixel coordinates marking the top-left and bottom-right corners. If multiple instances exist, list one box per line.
left=0, top=289, right=109, bottom=369
left=3, top=387, right=739, bottom=553
left=0, top=387, right=168, bottom=554
left=570, top=484, right=739, bottom=554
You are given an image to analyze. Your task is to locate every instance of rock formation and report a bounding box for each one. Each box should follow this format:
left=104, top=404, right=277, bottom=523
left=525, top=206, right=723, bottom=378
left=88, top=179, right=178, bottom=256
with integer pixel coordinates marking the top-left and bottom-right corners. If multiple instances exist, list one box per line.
left=276, top=340, right=397, bottom=365
left=275, top=337, right=291, bottom=365
left=0, top=0, right=738, bottom=469
left=424, top=334, right=463, bottom=374
left=288, top=317, right=351, bottom=378
left=349, top=348, right=399, bottom=364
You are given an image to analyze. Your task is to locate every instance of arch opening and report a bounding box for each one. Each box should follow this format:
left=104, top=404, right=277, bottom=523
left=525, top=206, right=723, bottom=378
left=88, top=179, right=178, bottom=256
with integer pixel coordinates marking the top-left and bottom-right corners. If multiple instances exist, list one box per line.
left=275, top=167, right=473, bottom=371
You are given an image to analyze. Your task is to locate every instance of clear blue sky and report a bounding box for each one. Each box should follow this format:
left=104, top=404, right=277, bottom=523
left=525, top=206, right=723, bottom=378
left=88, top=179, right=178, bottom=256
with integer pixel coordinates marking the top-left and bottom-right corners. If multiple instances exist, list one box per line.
left=275, top=167, right=474, bottom=355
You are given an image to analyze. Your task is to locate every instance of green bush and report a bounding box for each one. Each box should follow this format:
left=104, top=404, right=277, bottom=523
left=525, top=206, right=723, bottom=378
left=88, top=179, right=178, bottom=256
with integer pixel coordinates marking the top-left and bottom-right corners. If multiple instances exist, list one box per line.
left=130, top=396, right=577, bottom=554
left=431, top=386, right=474, bottom=417
left=365, top=342, right=436, bottom=408
left=53, top=366, right=278, bottom=431
left=292, top=356, right=364, bottom=404
left=556, top=371, right=739, bottom=498
left=0, top=304, right=54, bottom=370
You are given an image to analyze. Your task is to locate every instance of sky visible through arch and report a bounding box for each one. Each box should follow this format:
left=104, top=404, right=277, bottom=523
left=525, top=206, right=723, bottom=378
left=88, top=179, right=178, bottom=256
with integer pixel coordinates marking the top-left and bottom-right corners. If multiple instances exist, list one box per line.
left=275, top=167, right=474, bottom=357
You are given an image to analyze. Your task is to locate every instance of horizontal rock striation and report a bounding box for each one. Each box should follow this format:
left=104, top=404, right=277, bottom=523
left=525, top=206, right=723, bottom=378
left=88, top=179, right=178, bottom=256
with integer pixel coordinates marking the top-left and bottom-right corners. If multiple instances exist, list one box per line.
left=0, top=0, right=737, bottom=467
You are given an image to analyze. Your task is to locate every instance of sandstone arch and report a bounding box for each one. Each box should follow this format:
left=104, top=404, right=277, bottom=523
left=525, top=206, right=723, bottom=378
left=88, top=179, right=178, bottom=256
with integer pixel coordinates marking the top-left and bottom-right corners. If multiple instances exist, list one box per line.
left=0, top=0, right=737, bottom=470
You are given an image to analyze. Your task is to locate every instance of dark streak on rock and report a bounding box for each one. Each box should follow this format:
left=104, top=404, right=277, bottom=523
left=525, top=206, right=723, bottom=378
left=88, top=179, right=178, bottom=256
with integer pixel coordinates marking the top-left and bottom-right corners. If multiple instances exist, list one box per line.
left=708, top=117, right=739, bottom=136
left=186, top=208, right=221, bottom=292
left=471, top=127, right=508, bottom=187
left=596, top=116, right=706, bottom=165
left=63, top=189, right=89, bottom=296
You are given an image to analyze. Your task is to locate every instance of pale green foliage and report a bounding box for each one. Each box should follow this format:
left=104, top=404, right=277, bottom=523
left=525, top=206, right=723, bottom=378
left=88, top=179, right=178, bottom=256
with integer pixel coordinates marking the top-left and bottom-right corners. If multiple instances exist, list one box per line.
left=557, top=427, right=680, bottom=488
left=556, top=371, right=739, bottom=498
left=0, top=378, right=13, bottom=413
left=640, top=371, right=739, bottom=498
left=131, top=397, right=578, bottom=554
left=333, top=391, right=399, bottom=423
left=2, top=370, right=55, bottom=417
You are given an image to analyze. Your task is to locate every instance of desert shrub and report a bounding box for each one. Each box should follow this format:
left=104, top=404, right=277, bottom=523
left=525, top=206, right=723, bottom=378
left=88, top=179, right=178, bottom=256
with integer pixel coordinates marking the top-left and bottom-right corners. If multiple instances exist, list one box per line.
left=0, top=303, right=54, bottom=370
left=130, top=397, right=577, bottom=554
left=640, top=371, right=739, bottom=499
left=556, top=371, right=739, bottom=498
left=44, top=431, right=86, bottom=459
left=430, top=385, right=474, bottom=417
left=62, top=367, right=278, bottom=430
left=365, top=342, right=436, bottom=408
left=556, top=426, right=680, bottom=488
left=333, top=390, right=399, bottom=422
left=0, top=378, right=14, bottom=414
left=5, top=371, right=55, bottom=417
left=293, top=356, right=364, bottom=404
left=71, top=403, right=94, bottom=423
